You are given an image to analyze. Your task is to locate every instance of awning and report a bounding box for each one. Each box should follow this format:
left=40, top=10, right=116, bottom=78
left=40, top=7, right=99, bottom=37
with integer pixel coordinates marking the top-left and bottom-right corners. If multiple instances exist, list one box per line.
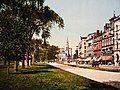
left=102, top=56, right=112, bottom=60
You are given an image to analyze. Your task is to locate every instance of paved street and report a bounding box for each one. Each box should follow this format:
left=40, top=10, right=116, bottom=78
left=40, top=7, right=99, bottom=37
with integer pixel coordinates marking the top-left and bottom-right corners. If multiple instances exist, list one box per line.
left=49, top=62, right=120, bottom=89
left=64, top=61, right=120, bottom=70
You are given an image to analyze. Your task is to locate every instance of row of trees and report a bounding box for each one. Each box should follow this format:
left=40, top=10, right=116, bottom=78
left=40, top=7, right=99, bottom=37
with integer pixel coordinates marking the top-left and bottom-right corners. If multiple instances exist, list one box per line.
left=31, top=39, right=59, bottom=62
left=0, top=0, right=64, bottom=74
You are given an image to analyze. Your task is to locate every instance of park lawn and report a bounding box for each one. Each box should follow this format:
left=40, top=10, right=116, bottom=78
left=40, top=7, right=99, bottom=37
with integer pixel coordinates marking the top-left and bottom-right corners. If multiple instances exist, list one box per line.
left=0, top=63, right=119, bottom=90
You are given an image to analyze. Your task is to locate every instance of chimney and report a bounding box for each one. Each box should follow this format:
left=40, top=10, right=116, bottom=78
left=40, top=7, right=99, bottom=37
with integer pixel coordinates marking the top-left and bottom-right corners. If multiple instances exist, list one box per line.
left=97, top=30, right=99, bottom=34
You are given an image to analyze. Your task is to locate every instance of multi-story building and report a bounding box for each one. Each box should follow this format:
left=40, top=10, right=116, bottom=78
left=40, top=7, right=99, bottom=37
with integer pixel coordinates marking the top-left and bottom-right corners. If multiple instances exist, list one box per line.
left=78, top=36, right=87, bottom=59
left=86, top=33, right=94, bottom=62
left=113, top=15, right=120, bottom=66
left=102, top=23, right=114, bottom=64
left=76, top=13, right=120, bottom=66
left=93, top=30, right=102, bottom=60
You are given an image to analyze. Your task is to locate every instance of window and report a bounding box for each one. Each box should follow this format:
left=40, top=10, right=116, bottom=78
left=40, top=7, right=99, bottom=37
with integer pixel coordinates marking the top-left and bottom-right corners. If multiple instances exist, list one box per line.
left=116, top=33, right=118, bottom=39
left=110, top=38, right=112, bottom=45
left=88, top=43, right=91, bottom=46
left=112, top=38, right=114, bottom=45
left=89, top=54, right=91, bottom=56
left=117, top=41, right=118, bottom=49
left=116, top=25, right=118, bottom=30
left=84, top=54, right=86, bottom=57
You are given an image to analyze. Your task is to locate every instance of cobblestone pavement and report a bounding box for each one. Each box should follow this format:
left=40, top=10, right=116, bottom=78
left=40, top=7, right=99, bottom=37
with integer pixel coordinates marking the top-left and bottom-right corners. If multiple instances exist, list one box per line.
left=48, top=62, right=120, bottom=89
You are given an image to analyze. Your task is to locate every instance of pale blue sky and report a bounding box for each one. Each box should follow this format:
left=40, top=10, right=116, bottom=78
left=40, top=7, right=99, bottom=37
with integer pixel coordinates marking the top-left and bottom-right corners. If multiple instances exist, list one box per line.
left=44, top=0, right=120, bottom=53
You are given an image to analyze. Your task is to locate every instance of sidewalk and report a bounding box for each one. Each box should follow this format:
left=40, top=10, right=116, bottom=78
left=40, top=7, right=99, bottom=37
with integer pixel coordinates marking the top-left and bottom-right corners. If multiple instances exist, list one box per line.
left=48, top=62, right=120, bottom=89
left=64, top=61, right=120, bottom=70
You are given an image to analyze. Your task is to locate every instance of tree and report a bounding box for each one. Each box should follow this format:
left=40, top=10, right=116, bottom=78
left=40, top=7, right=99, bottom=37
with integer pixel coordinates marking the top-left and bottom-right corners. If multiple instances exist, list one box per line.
left=0, top=0, right=64, bottom=72
left=0, top=13, right=27, bottom=73
left=47, top=45, right=59, bottom=60
left=15, top=0, right=64, bottom=66
left=30, top=39, right=43, bottom=63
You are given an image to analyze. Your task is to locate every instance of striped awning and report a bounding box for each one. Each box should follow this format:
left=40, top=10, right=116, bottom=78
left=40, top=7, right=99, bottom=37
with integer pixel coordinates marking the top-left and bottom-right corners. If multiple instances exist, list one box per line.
left=102, top=56, right=112, bottom=60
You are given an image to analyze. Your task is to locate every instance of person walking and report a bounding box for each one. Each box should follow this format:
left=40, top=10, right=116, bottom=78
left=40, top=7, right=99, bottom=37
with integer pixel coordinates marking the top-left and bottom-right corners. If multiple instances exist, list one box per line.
left=116, top=54, right=119, bottom=66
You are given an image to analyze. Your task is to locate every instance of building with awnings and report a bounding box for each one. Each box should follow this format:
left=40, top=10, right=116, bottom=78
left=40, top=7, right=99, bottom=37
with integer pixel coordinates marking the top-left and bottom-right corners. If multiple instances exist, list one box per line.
left=102, top=22, right=114, bottom=64
left=78, top=36, right=87, bottom=59
left=102, top=55, right=112, bottom=60
left=86, top=33, right=94, bottom=62
left=93, top=30, right=102, bottom=59
left=112, top=14, right=120, bottom=66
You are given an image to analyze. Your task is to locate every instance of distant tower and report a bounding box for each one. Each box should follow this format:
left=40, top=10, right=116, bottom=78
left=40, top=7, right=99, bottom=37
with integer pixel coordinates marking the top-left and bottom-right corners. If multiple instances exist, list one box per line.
left=113, top=10, right=116, bottom=17
left=65, top=37, right=70, bottom=59
left=66, top=37, right=69, bottom=49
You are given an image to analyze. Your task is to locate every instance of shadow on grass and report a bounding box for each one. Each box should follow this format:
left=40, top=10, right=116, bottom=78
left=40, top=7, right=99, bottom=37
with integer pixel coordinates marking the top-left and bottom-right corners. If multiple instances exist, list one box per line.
left=36, top=64, right=57, bottom=70
left=0, top=63, right=58, bottom=75
left=12, top=70, right=53, bottom=74
left=11, top=64, right=56, bottom=74
left=103, top=81, right=120, bottom=89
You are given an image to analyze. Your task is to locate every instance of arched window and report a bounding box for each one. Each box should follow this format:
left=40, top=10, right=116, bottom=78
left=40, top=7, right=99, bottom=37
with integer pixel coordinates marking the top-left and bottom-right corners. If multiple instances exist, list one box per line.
left=116, top=41, right=118, bottom=50
left=116, top=33, right=118, bottom=39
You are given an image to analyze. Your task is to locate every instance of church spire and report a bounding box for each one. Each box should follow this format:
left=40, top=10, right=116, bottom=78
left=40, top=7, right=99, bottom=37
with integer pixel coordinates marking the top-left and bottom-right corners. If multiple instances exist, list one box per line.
left=66, top=37, right=70, bottom=59
left=113, top=10, right=116, bottom=17
left=66, top=37, right=69, bottom=47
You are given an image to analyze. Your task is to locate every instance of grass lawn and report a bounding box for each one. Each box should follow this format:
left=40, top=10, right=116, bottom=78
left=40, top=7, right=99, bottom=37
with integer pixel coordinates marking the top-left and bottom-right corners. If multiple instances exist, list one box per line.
left=0, top=63, right=119, bottom=90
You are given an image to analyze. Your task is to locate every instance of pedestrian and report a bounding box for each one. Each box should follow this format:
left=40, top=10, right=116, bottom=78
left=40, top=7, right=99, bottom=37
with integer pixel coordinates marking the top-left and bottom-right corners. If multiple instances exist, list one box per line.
left=112, top=55, right=115, bottom=66
left=116, top=54, right=119, bottom=66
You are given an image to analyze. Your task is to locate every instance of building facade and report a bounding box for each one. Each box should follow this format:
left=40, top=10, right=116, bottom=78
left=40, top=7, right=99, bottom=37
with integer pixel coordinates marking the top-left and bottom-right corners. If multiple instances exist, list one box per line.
left=102, top=23, right=114, bottom=64
left=93, top=30, right=102, bottom=60
left=78, top=36, right=87, bottom=59
left=113, top=15, right=120, bottom=65
left=86, top=33, right=94, bottom=61
left=76, top=13, right=120, bottom=66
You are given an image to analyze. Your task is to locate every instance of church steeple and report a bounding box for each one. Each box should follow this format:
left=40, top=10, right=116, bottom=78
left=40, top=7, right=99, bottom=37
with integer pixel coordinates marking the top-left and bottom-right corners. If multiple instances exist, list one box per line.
left=65, top=37, right=70, bottom=59
left=113, top=10, right=116, bottom=17
left=66, top=37, right=69, bottom=48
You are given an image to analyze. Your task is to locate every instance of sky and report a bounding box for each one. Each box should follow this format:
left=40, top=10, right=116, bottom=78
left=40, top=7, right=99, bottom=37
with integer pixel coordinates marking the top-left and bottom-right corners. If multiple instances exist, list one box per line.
left=44, top=0, right=120, bottom=54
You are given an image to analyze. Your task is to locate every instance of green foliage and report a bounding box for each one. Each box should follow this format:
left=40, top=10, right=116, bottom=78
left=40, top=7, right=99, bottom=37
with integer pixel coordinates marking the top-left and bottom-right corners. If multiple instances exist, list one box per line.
left=0, top=13, right=27, bottom=61
left=0, top=64, right=118, bottom=90
left=47, top=45, right=59, bottom=60
left=0, top=0, right=64, bottom=63
left=34, top=48, right=42, bottom=62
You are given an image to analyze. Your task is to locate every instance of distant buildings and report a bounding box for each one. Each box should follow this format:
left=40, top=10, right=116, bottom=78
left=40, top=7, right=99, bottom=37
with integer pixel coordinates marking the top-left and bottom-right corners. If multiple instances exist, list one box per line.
left=58, top=38, right=72, bottom=61
left=102, top=23, right=114, bottom=64
left=86, top=33, right=94, bottom=61
left=113, top=15, right=120, bottom=65
left=78, top=13, right=120, bottom=66
left=93, top=30, right=102, bottom=60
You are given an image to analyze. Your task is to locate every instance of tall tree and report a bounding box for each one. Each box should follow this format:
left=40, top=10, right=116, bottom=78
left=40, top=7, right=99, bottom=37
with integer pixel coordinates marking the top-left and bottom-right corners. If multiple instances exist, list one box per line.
left=0, top=0, right=64, bottom=71
left=0, top=12, right=27, bottom=73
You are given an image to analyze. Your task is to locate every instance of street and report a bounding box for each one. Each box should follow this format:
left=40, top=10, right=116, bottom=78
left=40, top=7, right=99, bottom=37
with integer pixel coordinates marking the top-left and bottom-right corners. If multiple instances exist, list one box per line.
left=49, top=62, right=120, bottom=89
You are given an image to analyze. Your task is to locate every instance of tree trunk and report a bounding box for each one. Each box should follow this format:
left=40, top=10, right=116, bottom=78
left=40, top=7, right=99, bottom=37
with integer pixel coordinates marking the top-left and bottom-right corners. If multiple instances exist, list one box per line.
left=22, top=59, right=25, bottom=69
left=14, top=60, right=19, bottom=72
left=7, top=60, right=10, bottom=74
left=27, top=49, right=30, bottom=67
